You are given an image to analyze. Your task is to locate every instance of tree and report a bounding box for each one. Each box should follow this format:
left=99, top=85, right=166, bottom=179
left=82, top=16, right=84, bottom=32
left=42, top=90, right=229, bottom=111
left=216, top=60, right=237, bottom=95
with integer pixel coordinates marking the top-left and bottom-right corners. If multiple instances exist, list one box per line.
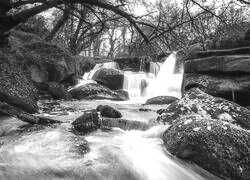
left=0, top=0, right=150, bottom=46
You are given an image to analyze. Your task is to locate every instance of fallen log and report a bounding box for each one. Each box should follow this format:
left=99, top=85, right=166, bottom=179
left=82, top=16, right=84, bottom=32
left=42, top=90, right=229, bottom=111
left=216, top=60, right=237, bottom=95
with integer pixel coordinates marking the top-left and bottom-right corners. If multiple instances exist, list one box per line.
left=0, top=101, right=61, bottom=125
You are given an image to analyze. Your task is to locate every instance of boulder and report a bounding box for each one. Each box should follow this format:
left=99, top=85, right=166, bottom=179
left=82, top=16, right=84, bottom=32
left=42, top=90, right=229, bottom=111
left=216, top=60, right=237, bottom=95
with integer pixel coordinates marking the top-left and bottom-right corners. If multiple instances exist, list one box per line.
left=96, top=105, right=122, bottom=118
left=48, top=82, right=72, bottom=100
left=163, top=115, right=250, bottom=180
left=145, top=96, right=178, bottom=105
left=92, top=68, right=124, bottom=90
left=182, top=73, right=250, bottom=106
left=157, top=88, right=250, bottom=179
left=71, top=110, right=100, bottom=135
left=9, top=31, right=95, bottom=86
left=69, top=83, right=127, bottom=101
left=0, top=58, right=38, bottom=113
left=157, top=88, right=250, bottom=129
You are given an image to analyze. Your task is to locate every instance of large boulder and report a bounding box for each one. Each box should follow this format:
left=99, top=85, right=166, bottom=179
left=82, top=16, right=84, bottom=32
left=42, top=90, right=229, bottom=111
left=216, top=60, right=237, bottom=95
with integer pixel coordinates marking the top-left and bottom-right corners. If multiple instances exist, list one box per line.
left=158, top=88, right=250, bottom=180
left=145, top=96, right=178, bottom=105
left=157, top=88, right=250, bottom=129
left=163, top=115, right=250, bottom=180
left=69, top=83, right=127, bottom=101
left=0, top=55, right=38, bottom=113
left=9, top=31, right=95, bottom=86
left=92, top=68, right=124, bottom=90
left=96, top=105, right=122, bottom=118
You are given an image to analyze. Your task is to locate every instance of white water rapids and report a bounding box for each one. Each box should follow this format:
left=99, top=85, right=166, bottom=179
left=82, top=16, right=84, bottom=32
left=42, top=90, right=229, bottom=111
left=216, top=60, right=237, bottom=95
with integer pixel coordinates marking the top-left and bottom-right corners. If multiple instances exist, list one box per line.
left=0, top=54, right=222, bottom=179
left=0, top=100, right=221, bottom=180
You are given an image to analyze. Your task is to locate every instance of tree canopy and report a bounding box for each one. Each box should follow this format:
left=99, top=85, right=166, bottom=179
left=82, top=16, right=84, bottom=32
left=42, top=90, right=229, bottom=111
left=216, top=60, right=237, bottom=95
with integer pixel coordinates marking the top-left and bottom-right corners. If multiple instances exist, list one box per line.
left=1, top=0, right=250, bottom=56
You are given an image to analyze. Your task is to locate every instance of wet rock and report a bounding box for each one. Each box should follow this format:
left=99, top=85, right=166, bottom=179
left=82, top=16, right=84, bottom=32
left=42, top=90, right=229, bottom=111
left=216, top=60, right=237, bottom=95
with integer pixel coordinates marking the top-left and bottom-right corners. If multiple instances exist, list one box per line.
left=157, top=88, right=250, bottom=129
left=71, top=110, right=100, bottom=135
left=92, top=68, right=124, bottom=90
left=163, top=115, right=250, bottom=180
left=114, top=90, right=129, bottom=100
left=145, top=96, right=178, bottom=105
left=69, top=83, right=127, bottom=101
left=96, top=105, right=122, bottom=118
left=48, top=82, right=72, bottom=100
left=0, top=59, right=38, bottom=113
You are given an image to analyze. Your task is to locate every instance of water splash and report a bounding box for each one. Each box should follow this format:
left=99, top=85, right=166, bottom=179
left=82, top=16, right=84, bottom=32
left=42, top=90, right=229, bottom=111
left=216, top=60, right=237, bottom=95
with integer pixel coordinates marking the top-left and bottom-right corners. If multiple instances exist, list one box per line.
left=123, top=71, right=154, bottom=99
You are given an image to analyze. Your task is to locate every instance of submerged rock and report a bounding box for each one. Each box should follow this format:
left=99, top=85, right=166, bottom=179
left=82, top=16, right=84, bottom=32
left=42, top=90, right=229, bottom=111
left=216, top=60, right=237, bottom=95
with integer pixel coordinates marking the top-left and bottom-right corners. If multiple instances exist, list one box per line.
left=71, top=110, right=100, bottom=135
left=163, top=116, right=250, bottom=180
left=145, top=96, right=178, bottom=105
left=96, top=105, right=122, bottom=118
left=157, top=88, right=250, bottom=129
left=92, top=68, right=124, bottom=90
left=69, top=83, right=127, bottom=101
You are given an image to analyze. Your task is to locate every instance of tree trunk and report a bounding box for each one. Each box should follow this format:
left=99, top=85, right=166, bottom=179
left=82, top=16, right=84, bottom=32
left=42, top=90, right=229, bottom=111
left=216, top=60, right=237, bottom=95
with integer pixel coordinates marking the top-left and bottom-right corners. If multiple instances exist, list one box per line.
left=0, top=101, right=61, bottom=125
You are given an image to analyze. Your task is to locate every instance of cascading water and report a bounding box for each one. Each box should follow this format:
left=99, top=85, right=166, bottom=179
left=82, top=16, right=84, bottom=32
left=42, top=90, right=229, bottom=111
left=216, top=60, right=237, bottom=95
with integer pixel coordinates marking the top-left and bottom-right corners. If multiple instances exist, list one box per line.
left=0, top=103, right=221, bottom=180
left=123, top=72, right=154, bottom=100
left=122, top=53, right=183, bottom=100
left=69, top=62, right=120, bottom=90
left=145, top=53, right=183, bottom=99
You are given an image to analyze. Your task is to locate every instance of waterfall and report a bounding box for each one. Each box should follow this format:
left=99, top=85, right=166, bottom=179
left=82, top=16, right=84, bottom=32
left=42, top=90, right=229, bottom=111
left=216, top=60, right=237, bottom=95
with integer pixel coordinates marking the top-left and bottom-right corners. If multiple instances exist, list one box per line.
left=145, top=53, right=183, bottom=99
left=123, top=72, right=148, bottom=99
left=69, top=62, right=120, bottom=90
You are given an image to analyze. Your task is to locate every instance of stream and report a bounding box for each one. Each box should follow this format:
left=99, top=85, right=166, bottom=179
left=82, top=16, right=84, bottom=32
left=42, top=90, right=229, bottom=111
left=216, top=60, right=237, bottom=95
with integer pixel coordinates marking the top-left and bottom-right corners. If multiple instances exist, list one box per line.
left=0, top=100, right=221, bottom=180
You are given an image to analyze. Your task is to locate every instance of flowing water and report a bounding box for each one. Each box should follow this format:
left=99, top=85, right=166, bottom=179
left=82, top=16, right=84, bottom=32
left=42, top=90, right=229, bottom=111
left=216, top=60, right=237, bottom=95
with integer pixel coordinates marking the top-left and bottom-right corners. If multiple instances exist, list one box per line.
left=145, top=53, right=183, bottom=99
left=0, top=54, right=222, bottom=179
left=0, top=100, right=221, bottom=180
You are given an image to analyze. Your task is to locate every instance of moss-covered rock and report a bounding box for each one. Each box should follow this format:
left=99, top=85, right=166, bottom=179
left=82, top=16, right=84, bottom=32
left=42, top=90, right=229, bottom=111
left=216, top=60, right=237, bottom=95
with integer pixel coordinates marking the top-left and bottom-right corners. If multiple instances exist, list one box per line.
left=0, top=51, right=38, bottom=113
left=157, top=88, right=250, bottom=129
left=163, top=116, right=250, bottom=180
left=158, top=88, right=250, bottom=179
